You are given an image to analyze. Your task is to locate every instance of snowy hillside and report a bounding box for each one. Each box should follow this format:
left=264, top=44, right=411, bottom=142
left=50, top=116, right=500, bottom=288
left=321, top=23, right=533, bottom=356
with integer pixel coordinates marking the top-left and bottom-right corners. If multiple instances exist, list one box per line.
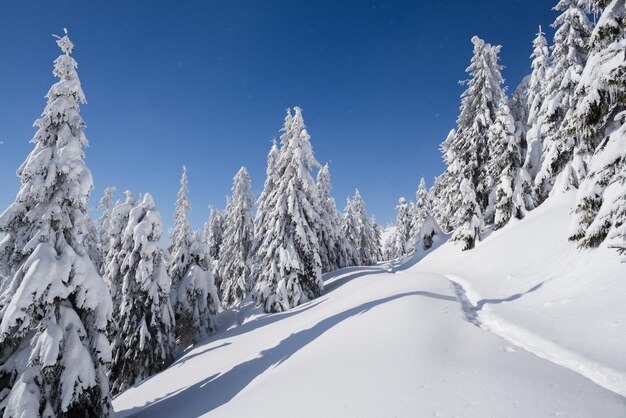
left=113, top=192, right=626, bottom=417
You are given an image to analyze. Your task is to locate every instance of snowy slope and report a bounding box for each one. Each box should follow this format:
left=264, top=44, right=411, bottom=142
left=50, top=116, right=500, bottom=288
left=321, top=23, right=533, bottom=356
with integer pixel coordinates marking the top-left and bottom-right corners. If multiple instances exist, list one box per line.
left=114, top=198, right=626, bottom=418
left=413, top=190, right=626, bottom=397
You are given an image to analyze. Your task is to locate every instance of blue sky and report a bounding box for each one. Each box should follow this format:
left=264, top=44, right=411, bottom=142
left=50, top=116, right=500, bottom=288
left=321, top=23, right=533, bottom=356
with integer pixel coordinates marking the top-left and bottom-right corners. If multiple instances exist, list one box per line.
left=0, top=1, right=558, bottom=232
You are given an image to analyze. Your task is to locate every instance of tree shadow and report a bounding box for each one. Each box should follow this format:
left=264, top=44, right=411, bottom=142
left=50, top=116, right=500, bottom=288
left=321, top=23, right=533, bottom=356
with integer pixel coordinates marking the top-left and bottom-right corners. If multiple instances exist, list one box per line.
left=451, top=278, right=550, bottom=326
left=323, top=267, right=387, bottom=293
left=121, top=290, right=455, bottom=417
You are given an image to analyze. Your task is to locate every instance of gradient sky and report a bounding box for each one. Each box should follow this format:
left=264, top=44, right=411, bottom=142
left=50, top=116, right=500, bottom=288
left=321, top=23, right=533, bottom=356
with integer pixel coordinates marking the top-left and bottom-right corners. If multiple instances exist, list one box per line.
left=0, top=1, right=559, bottom=234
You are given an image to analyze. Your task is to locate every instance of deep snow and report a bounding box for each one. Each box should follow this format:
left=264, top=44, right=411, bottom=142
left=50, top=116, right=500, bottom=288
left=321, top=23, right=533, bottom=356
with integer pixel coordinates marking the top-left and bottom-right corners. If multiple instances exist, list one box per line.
left=113, top=192, right=626, bottom=417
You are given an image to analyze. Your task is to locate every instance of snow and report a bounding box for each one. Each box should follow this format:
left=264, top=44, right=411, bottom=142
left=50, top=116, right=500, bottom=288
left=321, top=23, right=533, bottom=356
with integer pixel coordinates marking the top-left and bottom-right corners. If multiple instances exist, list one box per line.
left=415, top=190, right=626, bottom=397
left=113, top=193, right=626, bottom=417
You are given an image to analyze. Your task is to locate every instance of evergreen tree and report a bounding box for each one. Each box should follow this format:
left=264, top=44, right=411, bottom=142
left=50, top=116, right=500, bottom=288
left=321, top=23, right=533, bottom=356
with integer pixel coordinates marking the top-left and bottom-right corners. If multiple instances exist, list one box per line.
left=109, top=194, right=176, bottom=395
left=535, top=0, right=593, bottom=200
left=448, top=37, right=506, bottom=214
left=370, top=217, right=383, bottom=262
left=166, top=166, right=218, bottom=346
left=510, top=75, right=531, bottom=154
left=173, top=230, right=219, bottom=348
left=452, top=177, right=484, bottom=250
left=348, top=190, right=379, bottom=265
left=316, top=164, right=351, bottom=272
left=392, top=197, right=412, bottom=257
left=95, top=186, right=117, bottom=274
left=431, top=130, right=460, bottom=232
left=0, top=31, right=113, bottom=417
left=83, top=213, right=102, bottom=274
left=103, top=191, right=135, bottom=311
left=340, top=196, right=362, bottom=266
left=252, top=107, right=324, bottom=313
left=569, top=0, right=626, bottom=250
left=220, top=167, right=255, bottom=308
left=524, top=27, right=551, bottom=180
left=205, top=205, right=224, bottom=261
left=169, top=165, right=193, bottom=296
left=488, top=100, right=533, bottom=229
left=410, top=178, right=432, bottom=238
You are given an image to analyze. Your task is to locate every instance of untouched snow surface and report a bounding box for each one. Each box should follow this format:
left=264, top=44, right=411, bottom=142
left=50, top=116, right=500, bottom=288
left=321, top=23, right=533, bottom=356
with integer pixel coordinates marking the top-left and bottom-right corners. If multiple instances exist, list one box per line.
left=113, top=191, right=626, bottom=417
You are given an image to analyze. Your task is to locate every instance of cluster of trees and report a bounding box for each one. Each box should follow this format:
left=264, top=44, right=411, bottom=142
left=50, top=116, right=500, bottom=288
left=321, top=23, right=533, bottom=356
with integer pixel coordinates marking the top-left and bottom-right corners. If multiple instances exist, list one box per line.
left=0, top=32, right=383, bottom=417
left=384, top=178, right=435, bottom=259
left=424, top=0, right=625, bottom=254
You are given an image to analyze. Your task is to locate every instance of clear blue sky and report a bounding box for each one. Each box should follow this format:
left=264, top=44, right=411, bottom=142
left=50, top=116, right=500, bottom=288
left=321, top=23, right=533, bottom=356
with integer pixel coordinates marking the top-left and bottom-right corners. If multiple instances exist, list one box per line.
left=0, top=1, right=558, bottom=233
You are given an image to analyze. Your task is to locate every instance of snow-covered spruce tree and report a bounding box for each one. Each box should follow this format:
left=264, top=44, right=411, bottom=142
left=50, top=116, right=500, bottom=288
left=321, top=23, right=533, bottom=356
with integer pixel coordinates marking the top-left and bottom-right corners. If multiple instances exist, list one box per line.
left=0, top=31, right=113, bottom=417
left=340, top=196, right=362, bottom=266
left=109, top=193, right=176, bottom=395
left=174, top=229, right=219, bottom=348
left=346, top=190, right=379, bottom=265
left=569, top=0, right=626, bottom=249
left=316, top=164, right=351, bottom=272
left=392, top=197, right=412, bottom=257
left=95, top=186, right=117, bottom=273
left=448, top=37, right=506, bottom=215
left=205, top=205, right=224, bottom=261
left=252, top=107, right=324, bottom=313
left=369, top=217, right=383, bottom=262
left=524, top=27, right=551, bottom=181
left=220, top=167, right=255, bottom=308
left=382, top=229, right=396, bottom=261
left=431, top=130, right=460, bottom=232
left=103, top=191, right=135, bottom=311
left=510, top=75, right=531, bottom=154
left=535, top=0, right=593, bottom=201
left=451, top=177, right=484, bottom=251
left=487, top=100, right=533, bottom=229
left=168, top=168, right=219, bottom=346
left=169, top=165, right=193, bottom=296
left=83, top=213, right=102, bottom=274
left=410, top=177, right=432, bottom=238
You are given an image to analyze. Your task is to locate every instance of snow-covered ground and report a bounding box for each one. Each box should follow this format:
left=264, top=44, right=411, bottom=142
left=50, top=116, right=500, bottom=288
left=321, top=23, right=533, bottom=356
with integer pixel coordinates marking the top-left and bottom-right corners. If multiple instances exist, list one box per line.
left=113, top=192, right=626, bottom=417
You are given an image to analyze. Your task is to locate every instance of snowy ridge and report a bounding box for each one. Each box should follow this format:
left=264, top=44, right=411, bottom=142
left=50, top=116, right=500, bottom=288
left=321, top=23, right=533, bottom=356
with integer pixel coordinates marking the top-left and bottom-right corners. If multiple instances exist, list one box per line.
left=448, top=274, right=626, bottom=398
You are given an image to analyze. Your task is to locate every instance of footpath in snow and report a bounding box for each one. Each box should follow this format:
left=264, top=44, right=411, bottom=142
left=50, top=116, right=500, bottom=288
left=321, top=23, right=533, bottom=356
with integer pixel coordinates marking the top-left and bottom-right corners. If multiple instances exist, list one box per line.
left=114, top=261, right=626, bottom=417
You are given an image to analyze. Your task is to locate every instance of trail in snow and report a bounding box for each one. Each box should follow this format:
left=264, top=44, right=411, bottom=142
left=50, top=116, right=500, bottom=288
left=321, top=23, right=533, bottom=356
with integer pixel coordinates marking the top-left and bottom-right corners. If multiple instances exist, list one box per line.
left=447, top=274, right=626, bottom=398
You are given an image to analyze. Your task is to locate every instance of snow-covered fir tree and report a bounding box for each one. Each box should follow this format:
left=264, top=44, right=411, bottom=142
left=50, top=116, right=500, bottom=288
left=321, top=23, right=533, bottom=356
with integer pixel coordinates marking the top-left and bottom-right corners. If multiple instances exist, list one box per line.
left=510, top=75, right=531, bottom=153
left=569, top=0, right=626, bottom=250
left=169, top=165, right=193, bottom=296
left=382, top=229, right=396, bottom=261
left=252, top=107, right=324, bottom=313
left=316, top=163, right=351, bottom=272
left=0, top=31, right=113, bottom=417
left=342, top=190, right=379, bottom=265
left=103, top=191, right=135, bottom=311
left=534, top=0, right=592, bottom=201
left=340, top=196, right=363, bottom=265
left=95, top=186, right=117, bottom=274
left=205, top=205, right=224, bottom=261
left=445, top=36, right=506, bottom=221
left=109, top=193, right=176, bottom=395
left=174, top=229, right=219, bottom=348
left=83, top=213, right=102, bottom=274
left=370, top=217, right=383, bottom=262
left=410, top=178, right=432, bottom=238
left=452, top=177, right=484, bottom=250
left=392, top=197, right=412, bottom=257
left=524, top=27, right=551, bottom=181
left=220, top=167, right=255, bottom=308
left=488, top=100, right=533, bottom=229
left=431, top=130, right=460, bottom=232
left=167, top=170, right=219, bottom=346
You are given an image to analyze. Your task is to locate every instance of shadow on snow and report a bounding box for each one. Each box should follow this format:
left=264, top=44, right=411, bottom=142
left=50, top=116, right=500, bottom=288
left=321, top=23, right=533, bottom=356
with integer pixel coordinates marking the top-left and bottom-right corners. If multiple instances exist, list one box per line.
left=123, top=290, right=455, bottom=417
